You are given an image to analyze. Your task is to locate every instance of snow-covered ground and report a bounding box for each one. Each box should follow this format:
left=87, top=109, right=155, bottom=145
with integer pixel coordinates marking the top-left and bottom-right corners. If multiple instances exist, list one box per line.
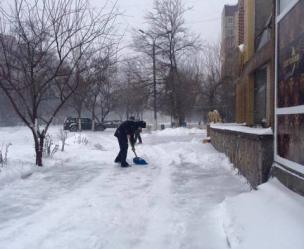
left=0, top=126, right=303, bottom=249
left=222, top=178, right=304, bottom=249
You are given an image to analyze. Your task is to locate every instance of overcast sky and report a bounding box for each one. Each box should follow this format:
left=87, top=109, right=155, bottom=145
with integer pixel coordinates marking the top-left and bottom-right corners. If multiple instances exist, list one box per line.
left=90, top=0, right=237, bottom=51
left=1, top=0, right=237, bottom=52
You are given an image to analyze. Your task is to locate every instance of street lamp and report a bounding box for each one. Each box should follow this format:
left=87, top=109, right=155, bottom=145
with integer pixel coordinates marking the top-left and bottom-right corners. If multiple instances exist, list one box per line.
left=139, top=29, right=171, bottom=130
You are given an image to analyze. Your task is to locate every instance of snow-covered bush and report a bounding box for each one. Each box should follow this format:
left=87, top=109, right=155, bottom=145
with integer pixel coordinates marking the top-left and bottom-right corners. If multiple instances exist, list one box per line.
left=0, top=143, right=12, bottom=167
left=74, top=134, right=89, bottom=145
left=43, top=135, right=59, bottom=158
left=58, top=129, right=68, bottom=152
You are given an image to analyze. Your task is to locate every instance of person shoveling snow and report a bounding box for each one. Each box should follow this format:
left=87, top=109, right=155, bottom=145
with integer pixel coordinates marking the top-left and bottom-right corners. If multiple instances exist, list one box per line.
left=114, top=119, right=146, bottom=167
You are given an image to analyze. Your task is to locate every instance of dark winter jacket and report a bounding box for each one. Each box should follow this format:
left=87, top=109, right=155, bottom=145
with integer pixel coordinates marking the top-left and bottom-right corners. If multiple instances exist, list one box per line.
left=114, top=120, right=146, bottom=146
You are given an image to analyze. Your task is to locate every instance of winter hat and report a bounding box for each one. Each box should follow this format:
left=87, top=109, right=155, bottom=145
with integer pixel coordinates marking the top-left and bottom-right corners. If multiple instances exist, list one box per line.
left=137, top=121, right=146, bottom=128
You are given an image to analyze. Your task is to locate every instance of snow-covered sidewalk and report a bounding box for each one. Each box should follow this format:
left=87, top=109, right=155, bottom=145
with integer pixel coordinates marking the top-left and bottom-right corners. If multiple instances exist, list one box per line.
left=0, top=127, right=303, bottom=249
left=221, top=178, right=304, bottom=249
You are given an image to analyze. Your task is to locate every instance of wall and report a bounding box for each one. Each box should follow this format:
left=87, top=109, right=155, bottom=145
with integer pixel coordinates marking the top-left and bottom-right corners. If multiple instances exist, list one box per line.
left=210, top=127, right=273, bottom=188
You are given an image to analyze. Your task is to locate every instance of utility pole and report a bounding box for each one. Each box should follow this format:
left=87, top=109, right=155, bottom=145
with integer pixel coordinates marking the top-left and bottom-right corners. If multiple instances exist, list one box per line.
left=152, top=40, right=157, bottom=130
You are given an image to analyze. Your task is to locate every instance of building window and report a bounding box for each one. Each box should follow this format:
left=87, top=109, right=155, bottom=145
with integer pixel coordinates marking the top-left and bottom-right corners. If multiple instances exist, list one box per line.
left=227, top=16, right=234, bottom=24
left=277, top=114, right=304, bottom=165
left=279, top=0, right=299, bottom=14
left=277, top=1, right=304, bottom=108
left=228, top=29, right=234, bottom=36
left=254, top=67, right=267, bottom=125
left=279, top=0, right=290, bottom=12
left=276, top=0, right=304, bottom=171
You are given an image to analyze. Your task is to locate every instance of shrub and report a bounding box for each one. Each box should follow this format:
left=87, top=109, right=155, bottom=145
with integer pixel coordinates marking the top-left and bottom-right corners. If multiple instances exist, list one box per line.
left=58, top=129, right=68, bottom=152
left=0, top=143, right=12, bottom=167
left=43, top=135, right=59, bottom=158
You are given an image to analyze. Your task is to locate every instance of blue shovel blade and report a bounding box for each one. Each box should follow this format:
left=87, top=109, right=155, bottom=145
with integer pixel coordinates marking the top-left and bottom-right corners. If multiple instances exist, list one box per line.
left=133, top=157, right=148, bottom=165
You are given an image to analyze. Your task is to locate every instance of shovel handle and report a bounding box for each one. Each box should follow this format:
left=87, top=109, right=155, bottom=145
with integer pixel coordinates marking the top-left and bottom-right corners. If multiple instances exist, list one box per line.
left=132, top=147, right=138, bottom=157
left=133, top=150, right=138, bottom=157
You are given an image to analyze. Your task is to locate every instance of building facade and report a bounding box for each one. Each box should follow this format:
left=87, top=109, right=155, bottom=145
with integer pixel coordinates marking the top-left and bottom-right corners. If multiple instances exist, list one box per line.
left=212, top=0, right=304, bottom=195
left=272, top=0, right=304, bottom=195
left=235, top=0, right=275, bottom=127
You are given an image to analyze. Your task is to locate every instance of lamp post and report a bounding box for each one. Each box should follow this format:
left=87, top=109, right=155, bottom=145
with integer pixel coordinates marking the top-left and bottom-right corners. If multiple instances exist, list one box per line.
left=139, top=29, right=171, bottom=130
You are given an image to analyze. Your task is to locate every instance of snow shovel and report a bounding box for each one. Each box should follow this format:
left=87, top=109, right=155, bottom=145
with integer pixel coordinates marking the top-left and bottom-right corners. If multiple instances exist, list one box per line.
left=132, top=148, right=148, bottom=165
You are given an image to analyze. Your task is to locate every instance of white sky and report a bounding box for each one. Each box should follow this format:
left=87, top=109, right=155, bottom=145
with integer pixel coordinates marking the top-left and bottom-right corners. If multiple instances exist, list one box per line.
left=1, top=0, right=238, bottom=53
left=90, top=0, right=238, bottom=53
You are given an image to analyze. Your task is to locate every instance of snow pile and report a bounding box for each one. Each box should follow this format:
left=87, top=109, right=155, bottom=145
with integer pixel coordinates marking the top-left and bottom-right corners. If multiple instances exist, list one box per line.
left=0, top=162, right=34, bottom=186
left=211, top=123, right=273, bottom=135
left=0, top=127, right=115, bottom=185
left=0, top=126, right=36, bottom=185
left=154, top=127, right=205, bottom=136
left=221, top=178, right=304, bottom=249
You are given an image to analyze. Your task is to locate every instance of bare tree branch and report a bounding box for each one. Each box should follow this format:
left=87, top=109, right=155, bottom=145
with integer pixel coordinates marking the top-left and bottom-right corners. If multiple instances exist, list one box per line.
left=0, top=0, right=119, bottom=166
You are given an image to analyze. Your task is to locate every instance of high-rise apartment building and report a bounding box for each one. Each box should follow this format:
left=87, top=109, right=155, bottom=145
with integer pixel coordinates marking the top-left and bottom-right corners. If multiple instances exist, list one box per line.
left=237, top=0, right=245, bottom=46
left=221, top=4, right=238, bottom=78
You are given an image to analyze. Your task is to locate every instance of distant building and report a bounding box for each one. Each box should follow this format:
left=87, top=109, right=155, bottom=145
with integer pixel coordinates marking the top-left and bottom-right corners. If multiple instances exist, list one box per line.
left=220, top=4, right=239, bottom=122
left=237, top=0, right=245, bottom=47
left=221, top=4, right=238, bottom=79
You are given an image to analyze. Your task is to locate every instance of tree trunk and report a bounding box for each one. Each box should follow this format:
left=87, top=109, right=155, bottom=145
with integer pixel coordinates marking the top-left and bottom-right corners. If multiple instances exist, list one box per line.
left=92, top=117, right=95, bottom=131
left=92, top=111, right=96, bottom=131
left=77, top=110, right=82, bottom=131
left=91, top=95, right=97, bottom=131
left=33, top=133, right=44, bottom=167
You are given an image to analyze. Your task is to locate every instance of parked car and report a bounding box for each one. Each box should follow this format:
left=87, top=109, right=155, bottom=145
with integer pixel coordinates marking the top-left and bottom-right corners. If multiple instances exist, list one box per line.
left=63, top=117, right=91, bottom=131
left=101, top=120, right=122, bottom=129
left=94, top=120, right=121, bottom=131
left=63, top=117, right=121, bottom=132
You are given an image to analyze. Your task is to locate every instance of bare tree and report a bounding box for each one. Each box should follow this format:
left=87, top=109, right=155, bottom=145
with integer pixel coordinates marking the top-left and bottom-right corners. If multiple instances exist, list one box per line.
left=85, top=46, right=118, bottom=128
left=168, top=57, right=201, bottom=122
left=113, top=58, right=150, bottom=120
left=0, top=0, right=118, bottom=166
left=199, top=44, right=223, bottom=110
left=192, top=44, right=233, bottom=122
left=134, top=0, right=201, bottom=125
left=69, top=55, right=92, bottom=130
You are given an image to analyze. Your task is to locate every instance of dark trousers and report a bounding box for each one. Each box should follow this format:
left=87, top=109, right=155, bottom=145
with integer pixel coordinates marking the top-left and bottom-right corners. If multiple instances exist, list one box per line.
left=134, top=131, right=142, bottom=144
left=115, top=135, right=128, bottom=164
